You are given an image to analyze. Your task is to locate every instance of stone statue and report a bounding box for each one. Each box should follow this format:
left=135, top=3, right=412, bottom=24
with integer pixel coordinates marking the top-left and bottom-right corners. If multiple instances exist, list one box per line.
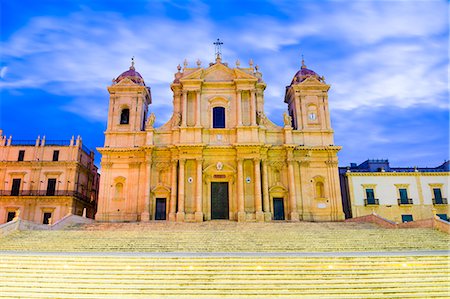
left=283, top=112, right=292, bottom=127
left=257, top=111, right=268, bottom=126
left=146, top=112, right=156, bottom=129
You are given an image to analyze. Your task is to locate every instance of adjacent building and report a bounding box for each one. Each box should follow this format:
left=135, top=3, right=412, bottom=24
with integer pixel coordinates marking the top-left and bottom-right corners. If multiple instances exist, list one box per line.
left=340, top=159, right=449, bottom=222
left=0, top=131, right=99, bottom=224
left=95, top=53, right=345, bottom=222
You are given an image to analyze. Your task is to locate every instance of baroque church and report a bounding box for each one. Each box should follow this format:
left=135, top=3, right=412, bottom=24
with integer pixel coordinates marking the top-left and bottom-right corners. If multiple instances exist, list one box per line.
left=96, top=46, right=345, bottom=222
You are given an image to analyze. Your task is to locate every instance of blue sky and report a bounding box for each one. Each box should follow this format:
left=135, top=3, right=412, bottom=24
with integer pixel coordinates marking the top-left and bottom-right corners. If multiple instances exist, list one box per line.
left=1, top=0, right=448, bottom=168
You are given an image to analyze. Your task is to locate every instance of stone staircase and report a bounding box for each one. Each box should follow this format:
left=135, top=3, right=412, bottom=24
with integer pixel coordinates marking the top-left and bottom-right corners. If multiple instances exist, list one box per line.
left=1, top=221, right=449, bottom=252
left=0, top=253, right=449, bottom=298
left=0, top=221, right=449, bottom=298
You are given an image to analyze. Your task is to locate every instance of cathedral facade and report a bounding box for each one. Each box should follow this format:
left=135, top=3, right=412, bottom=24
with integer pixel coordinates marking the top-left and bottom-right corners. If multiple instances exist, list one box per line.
left=95, top=53, right=345, bottom=222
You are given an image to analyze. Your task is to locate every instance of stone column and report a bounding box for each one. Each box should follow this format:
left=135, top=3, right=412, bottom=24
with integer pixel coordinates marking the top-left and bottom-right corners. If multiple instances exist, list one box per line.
left=250, top=90, right=256, bottom=126
left=141, top=159, right=152, bottom=222
left=169, top=160, right=177, bottom=221
left=195, top=90, right=201, bottom=127
left=236, top=158, right=245, bottom=222
left=181, top=91, right=187, bottom=127
left=176, top=159, right=185, bottom=222
left=261, top=159, right=271, bottom=221
left=195, top=158, right=203, bottom=222
left=254, top=158, right=264, bottom=222
left=236, top=90, right=242, bottom=126
left=287, top=156, right=299, bottom=221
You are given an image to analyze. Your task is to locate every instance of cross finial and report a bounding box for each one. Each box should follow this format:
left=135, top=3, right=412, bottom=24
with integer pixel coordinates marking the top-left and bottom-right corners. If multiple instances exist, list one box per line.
left=213, top=38, right=223, bottom=61
left=130, top=56, right=135, bottom=70
left=301, top=54, right=306, bottom=69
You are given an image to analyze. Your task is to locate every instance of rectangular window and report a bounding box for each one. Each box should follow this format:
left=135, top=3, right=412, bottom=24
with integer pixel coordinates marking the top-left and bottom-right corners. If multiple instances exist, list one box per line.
left=399, top=188, right=408, bottom=200
left=432, top=188, right=447, bottom=204
left=398, top=188, right=412, bottom=204
left=7, top=211, right=16, bottom=222
left=43, top=212, right=52, bottom=225
left=401, top=214, right=413, bottom=223
left=433, top=188, right=442, bottom=200
left=52, top=150, right=59, bottom=161
left=18, top=150, right=25, bottom=161
left=364, top=188, right=378, bottom=205
left=212, top=107, right=225, bottom=128
left=46, top=179, right=57, bottom=196
left=11, top=179, right=21, bottom=196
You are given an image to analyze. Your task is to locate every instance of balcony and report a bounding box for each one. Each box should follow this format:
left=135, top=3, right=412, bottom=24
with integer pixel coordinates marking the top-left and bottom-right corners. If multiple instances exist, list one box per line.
left=364, top=198, right=379, bottom=206
left=397, top=198, right=413, bottom=205
left=0, top=190, right=92, bottom=203
left=432, top=198, right=448, bottom=205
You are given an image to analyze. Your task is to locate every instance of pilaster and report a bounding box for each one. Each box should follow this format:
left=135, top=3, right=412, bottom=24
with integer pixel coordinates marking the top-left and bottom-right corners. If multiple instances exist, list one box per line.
left=236, top=158, right=245, bottom=222
left=169, top=160, right=177, bottom=221
left=195, top=158, right=203, bottom=222
left=176, top=159, right=185, bottom=222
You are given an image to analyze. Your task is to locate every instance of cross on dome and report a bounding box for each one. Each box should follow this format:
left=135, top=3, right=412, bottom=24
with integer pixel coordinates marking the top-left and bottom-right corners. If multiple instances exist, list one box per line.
left=214, top=38, right=223, bottom=62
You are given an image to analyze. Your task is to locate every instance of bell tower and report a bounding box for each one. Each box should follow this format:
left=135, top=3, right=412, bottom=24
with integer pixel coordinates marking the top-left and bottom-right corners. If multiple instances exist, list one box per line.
left=104, top=58, right=152, bottom=147
left=284, top=57, right=334, bottom=146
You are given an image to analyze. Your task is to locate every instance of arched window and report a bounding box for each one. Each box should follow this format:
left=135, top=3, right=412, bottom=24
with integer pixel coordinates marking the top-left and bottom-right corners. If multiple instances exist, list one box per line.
left=316, top=181, right=325, bottom=198
left=212, top=107, right=225, bottom=128
left=114, top=182, right=123, bottom=199
left=120, top=109, right=130, bottom=124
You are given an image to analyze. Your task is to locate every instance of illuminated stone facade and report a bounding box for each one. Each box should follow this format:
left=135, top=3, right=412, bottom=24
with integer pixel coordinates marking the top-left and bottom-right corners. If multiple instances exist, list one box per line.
left=96, top=55, right=345, bottom=222
left=0, top=132, right=99, bottom=224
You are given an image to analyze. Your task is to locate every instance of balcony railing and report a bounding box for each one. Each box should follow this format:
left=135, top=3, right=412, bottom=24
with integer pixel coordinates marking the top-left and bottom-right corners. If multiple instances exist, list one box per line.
left=432, top=198, right=448, bottom=205
left=364, top=198, right=379, bottom=206
left=0, top=190, right=92, bottom=203
left=398, top=198, right=413, bottom=205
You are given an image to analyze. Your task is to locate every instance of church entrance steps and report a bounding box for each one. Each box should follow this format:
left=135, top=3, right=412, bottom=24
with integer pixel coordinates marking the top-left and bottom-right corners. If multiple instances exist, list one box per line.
left=0, top=254, right=448, bottom=299
left=1, top=222, right=448, bottom=252
left=0, top=252, right=450, bottom=298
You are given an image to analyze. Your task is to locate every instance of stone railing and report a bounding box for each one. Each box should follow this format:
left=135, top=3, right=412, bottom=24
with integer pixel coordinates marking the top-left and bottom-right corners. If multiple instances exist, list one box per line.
left=0, top=220, right=21, bottom=237
left=0, top=214, right=94, bottom=237
left=347, top=212, right=450, bottom=234
left=433, top=216, right=450, bottom=234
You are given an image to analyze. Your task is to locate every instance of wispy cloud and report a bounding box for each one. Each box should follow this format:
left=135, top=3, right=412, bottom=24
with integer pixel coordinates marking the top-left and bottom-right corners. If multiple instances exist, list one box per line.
left=1, top=0, right=448, bottom=166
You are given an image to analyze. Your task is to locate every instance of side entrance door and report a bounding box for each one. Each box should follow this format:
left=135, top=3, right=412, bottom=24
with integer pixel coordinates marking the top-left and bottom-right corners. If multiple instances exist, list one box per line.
left=273, top=198, right=285, bottom=220
left=155, top=198, right=166, bottom=220
left=211, top=182, right=229, bottom=219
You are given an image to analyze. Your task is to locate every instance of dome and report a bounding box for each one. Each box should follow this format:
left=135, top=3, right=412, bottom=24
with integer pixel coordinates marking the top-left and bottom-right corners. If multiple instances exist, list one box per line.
left=114, top=58, right=145, bottom=86
left=290, top=58, right=323, bottom=85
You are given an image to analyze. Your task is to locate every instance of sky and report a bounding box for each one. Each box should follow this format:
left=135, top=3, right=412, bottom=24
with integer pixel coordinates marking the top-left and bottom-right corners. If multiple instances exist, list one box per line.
left=0, top=0, right=448, bottom=168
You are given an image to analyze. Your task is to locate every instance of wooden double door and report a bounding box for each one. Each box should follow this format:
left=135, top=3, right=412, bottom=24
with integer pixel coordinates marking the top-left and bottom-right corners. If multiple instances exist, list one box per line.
left=211, top=182, right=229, bottom=219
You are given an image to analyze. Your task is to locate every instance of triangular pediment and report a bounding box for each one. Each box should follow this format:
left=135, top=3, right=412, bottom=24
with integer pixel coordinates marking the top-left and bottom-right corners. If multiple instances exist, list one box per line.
left=203, top=64, right=235, bottom=81
left=180, top=63, right=257, bottom=82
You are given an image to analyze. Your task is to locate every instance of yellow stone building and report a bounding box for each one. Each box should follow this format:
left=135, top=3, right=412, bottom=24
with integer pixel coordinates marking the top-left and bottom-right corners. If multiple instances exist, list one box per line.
left=96, top=53, right=345, bottom=222
left=0, top=132, right=99, bottom=224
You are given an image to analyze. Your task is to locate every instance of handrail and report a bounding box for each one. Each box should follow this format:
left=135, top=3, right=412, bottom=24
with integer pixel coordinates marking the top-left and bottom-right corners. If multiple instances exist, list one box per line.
left=364, top=198, right=379, bottom=206
left=0, top=190, right=92, bottom=203
left=397, top=198, right=413, bottom=205
left=432, top=198, right=448, bottom=205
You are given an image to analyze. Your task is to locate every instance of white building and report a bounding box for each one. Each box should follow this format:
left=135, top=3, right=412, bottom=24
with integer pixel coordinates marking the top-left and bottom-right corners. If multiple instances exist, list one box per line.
left=340, top=160, right=449, bottom=223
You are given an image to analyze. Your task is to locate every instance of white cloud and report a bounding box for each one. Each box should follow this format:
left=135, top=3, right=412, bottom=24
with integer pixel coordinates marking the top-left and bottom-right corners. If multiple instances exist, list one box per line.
left=1, top=0, right=448, bottom=127
left=0, top=67, right=8, bottom=79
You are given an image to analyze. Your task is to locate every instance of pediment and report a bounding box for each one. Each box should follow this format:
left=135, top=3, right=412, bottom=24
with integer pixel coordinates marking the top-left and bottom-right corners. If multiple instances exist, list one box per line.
left=203, top=66, right=234, bottom=82
left=180, top=63, right=257, bottom=82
